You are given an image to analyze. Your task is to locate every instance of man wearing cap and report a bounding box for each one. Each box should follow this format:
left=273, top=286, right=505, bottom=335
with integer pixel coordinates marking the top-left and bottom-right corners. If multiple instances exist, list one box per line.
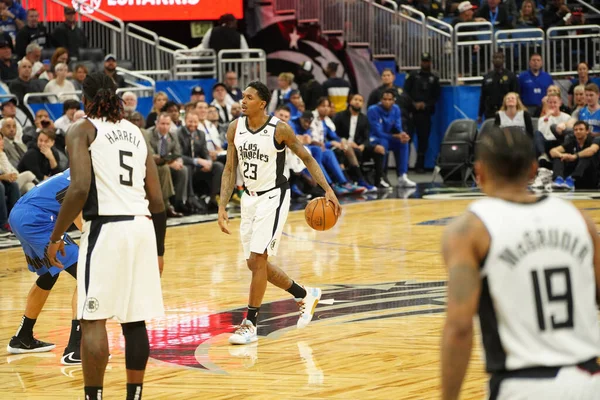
left=403, top=52, right=441, bottom=172
left=15, top=9, right=48, bottom=60
left=51, top=7, right=88, bottom=58
left=322, top=62, right=352, bottom=115
left=103, top=54, right=126, bottom=88
left=190, top=86, right=205, bottom=103
left=211, top=82, right=232, bottom=124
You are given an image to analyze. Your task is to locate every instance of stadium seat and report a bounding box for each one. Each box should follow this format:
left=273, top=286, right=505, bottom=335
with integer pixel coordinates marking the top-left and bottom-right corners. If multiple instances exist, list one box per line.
left=70, top=60, right=97, bottom=73
left=79, top=48, right=105, bottom=63
left=433, top=119, right=478, bottom=186
left=41, top=48, right=55, bottom=62
left=476, top=118, right=496, bottom=143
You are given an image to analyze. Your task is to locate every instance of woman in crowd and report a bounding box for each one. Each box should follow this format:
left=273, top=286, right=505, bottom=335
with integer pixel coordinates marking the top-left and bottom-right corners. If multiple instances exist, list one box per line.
left=145, top=91, right=168, bottom=128
left=43, top=63, right=78, bottom=103
left=0, top=131, right=36, bottom=195
left=516, top=0, right=539, bottom=28
left=568, top=62, right=590, bottom=108
left=494, top=92, right=534, bottom=137
left=535, top=85, right=570, bottom=117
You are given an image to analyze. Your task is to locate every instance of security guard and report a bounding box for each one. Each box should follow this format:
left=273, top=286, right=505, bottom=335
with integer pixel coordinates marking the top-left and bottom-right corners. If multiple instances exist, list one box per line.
left=403, top=52, right=441, bottom=171
left=478, top=51, right=519, bottom=122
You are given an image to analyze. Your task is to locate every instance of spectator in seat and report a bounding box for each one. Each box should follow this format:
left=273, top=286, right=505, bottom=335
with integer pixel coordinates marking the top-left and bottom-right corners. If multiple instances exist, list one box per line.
left=535, top=93, right=571, bottom=168
left=368, top=89, right=416, bottom=188
left=1, top=116, right=24, bottom=169
left=519, top=53, right=554, bottom=113
left=195, top=13, right=248, bottom=56
left=190, top=86, right=205, bottom=103
left=0, top=136, right=19, bottom=235
left=54, top=99, right=81, bottom=135
left=0, top=98, right=26, bottom=143
left=122, top=91, right=137, bottom=113
left=479, top=52, right=519, bottom=121
left=287, top=89, right=303, bottom=120
left=0, top=36, right=17, bottom=82
left=367, top=68, right=412, bottom=130
left=51, top=7, right=87, bottom=58
left=126, top=111, right=145, bottom=132
left=17, top=128, right=63, bottom=181
left=445, top=0, right=478, bottom=17
left=0, top=130, right=35, bottom=194
left=549, top=120, right=600, bottom=189
left=15, top=9, right=48, bottom=60
left=70, top=63, right=87, bottom=91
left=50, top=47, right=68, bottom=73
left=230, top=102, right=242, bottom=120
left=178, top=111, right=223, bottom=211
left=196, top=102, right=224, bottom=162
left=161, top=100, right=182, bottom=133
left=145, top=91, right=168, bottom=129
left=0, top=0, right=25, bottom=41
left=207, top=104, right=228, bottom=141
left=211, top=82, right=232, bottom=124
left=568, top=62, right=590, bottom=108
left=23, top=43, right=50, bottom=81
left=322, top=62, right=352, bottom=114
left=148, top=113, right=188, bottom=216
left=534, top=85, right=570, bottom=117
left=494, top=92, right=534, bottom=137
left=22, top=108, right=53, bottom=145
left=476, top=0, right=511, bottom=29
left=576, top=83, right=600, bottom=136
left=268, top=72, right=294, bottom=114
left=224, top=71, right=242, bottom=103
left=103, top=54, right=126, bottom=89
left=571, top=85, right=586, bottom=119
left=295, top=61, right=325, bottom=111
left=516, top=0, right=540, bottom=28
left=44, top=62, right=78, bottom=103
left=8, top=58, right=45, bottom=105
left=542, top=0, right=570, bottom=30
left=334, top=93, right=388, bottom=189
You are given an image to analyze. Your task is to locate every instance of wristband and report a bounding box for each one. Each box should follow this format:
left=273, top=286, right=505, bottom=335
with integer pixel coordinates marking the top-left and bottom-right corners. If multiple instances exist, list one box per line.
left=151, top=211, right=167, bottom=257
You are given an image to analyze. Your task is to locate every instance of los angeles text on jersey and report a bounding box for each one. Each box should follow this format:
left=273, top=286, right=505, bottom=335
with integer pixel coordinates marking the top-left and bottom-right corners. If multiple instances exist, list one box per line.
left=498, top=227, right=590, bottom=267
left=238, top=142, right=269, bottom=163
left=104, top=129, right=142, bottom=149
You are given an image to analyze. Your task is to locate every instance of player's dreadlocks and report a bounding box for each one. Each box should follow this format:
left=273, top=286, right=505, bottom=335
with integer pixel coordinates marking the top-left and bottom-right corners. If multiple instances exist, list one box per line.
left=82, top=72, right=124, bottom=123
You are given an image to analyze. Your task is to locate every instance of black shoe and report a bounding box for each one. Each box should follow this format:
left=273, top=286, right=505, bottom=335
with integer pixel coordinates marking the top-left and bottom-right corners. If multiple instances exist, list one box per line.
left=188, top=196, right=207, bottom=214
left=61, top=344, right=81, bottom=365
left=7, top=335, right=55, bottom=354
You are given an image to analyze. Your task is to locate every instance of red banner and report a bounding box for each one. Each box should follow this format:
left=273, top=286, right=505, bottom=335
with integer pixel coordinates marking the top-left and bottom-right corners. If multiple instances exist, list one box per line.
left=30, top=0, right=243, bottom=22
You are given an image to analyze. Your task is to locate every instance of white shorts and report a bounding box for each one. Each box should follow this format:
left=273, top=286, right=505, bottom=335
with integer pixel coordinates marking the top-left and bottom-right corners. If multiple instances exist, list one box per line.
left=77, top=216, right=165, bottom=323
left=240, top=186, right=290, bottom=260
left=493, top=362, right=600, bottom=400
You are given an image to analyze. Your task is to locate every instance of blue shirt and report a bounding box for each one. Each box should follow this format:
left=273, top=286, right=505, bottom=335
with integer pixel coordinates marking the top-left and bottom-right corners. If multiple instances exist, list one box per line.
left=367, top=103, right=403, bottom=143
left=578, top=106, right=600, bottom=135
left=0, top=3, right=25, bottom=39
left=14, top=169, right=70, bottom=216
left=518, top=70, right=554, bottom=106
left=290, top=118, right=310, bottom=136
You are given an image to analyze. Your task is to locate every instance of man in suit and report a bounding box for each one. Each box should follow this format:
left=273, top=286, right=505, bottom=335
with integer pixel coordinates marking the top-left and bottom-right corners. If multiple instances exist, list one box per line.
left=2, top=116, right=27, bottom=169
left=178, top=111, right=223, bottom=211
left=334, top=93, right=388, bottom=189
left=147, top=113, right=185, bottom=218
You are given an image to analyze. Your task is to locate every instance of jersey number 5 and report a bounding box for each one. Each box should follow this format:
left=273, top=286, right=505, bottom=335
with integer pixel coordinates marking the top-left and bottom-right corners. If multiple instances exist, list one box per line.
left=531, top=266, right=574, bottom=331
left=243, top=162, right=257, bottom=180
left=119, top=150, right=133, bottom=187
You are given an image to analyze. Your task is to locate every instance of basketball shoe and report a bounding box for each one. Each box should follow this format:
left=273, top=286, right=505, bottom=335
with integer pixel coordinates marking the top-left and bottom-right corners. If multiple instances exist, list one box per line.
left=7, top=335, right=55, bottom=354
left=229, top=319, right=258, bottom=345
left=61, top=344, right=81, bottom=365
left=297, top=287, right=322, bottom=329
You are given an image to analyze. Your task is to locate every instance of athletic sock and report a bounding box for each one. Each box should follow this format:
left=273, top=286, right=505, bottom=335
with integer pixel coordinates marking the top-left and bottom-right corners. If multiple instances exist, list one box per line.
left=246, top=306, right=259, bottom=326
left=15, top=316, right=36, bottom=339
left=84, top=386, right=103, bottom=400
left=67, top=319, right=81, bottom=347
left=126, top=383, right=143, bottom=400
left=287, top=281, right=307, bottom=300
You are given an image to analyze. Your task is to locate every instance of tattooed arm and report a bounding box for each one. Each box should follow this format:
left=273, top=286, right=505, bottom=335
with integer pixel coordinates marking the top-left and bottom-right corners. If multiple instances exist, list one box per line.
left=275, top=122, right=341, bottom=216
left=217, top=120, right=239, bottom=234
left=441, top=212, right=489, bottom=400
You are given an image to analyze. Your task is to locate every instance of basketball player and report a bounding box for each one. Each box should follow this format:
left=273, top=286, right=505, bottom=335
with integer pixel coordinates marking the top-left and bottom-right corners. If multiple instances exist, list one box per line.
left=46, top=72, right=167, bottom=400
left=218, top=81, right=341, bottom=345
left=441, top=126, right=600, bottom=400
left=6, top=169, right=82, bottom=365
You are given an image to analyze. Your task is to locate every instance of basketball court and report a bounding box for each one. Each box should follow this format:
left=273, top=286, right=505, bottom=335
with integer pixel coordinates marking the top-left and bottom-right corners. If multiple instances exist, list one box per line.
left=2, top=185, right=600, bottom=399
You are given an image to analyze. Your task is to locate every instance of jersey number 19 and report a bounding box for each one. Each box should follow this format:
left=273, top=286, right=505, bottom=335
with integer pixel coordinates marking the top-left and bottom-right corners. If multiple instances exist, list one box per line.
left=531, top=266, right=574, bottom=331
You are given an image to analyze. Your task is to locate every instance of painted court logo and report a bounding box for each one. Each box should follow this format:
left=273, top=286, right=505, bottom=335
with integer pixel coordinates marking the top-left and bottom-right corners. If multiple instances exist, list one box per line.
left=147, top=281, right=447, bottom=371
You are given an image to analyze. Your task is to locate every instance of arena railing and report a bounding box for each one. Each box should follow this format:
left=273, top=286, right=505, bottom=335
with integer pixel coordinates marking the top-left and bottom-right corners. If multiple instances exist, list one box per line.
left=372, top=1, right=399, bottom=59
left=454, top=21, right=494, bottom=84
left=125, top=24, right=161, bottom=71
left=571, top=0, right=600, bottom=17
left=494, top=28, right=545, bottom=75
left=116, top=67, right=156, bottom=90
left=23, top=92, right=82, bottom=120
left=426, top=17, right=454, bottom=84
left=115, top=86, right=155, bottom=100
left=172, top=49, right=217, bottom=80
left=395, top=6, right=427, bottom=72
left=274, top=0, right=297, bottom=15
left=158, top=37, right=189, bottom=76
left=296, top=0, right=321, bottom=25
left=546, top=25, right=600, bottom=77
left=217, top=49, right=268, bottom=90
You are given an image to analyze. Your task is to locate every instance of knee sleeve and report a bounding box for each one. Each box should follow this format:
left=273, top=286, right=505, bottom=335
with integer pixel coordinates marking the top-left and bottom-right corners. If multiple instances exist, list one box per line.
left=36, top=272, right=59, bottom=290
left=121, top=321, right=149, bottom=370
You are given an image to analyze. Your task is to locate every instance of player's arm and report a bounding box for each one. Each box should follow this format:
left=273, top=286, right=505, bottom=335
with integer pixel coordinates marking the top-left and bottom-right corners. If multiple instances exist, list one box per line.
left=218, top=120, right=239, bottom=234
left=47, top=119, right=95, bottom=267
left=441, top=212, right=487, bottom=400
left=144, top=147, right=167, bottom=275
left=578, top=210, right=600, bottom=305
left=275, top=122, right=341, bottom=216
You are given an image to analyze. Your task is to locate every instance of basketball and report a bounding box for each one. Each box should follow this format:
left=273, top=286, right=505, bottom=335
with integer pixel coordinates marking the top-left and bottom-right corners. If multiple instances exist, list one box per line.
left=305, top=197, right=338, bottom=231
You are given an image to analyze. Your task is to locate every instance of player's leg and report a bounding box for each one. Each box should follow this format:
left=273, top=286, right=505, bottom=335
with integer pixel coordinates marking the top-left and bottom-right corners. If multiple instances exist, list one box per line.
left=390, top=137, right=415, bottom=187
left=81, top=319, right=109, bottom=400
left=61, top=259, right=83, bottom=365
left=121, top=321, right=149, bottom=400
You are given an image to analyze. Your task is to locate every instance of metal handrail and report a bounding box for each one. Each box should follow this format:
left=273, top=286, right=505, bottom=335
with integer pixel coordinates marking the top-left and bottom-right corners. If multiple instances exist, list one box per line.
left=116, top=87, right=154, bottom=96
left=116, top=67, right=156, bottom=89
left=125, top=23, right=161, bottom=70
left=571, top=0, right=600, bottom=16
left=546, top=24, right=600, bottom=76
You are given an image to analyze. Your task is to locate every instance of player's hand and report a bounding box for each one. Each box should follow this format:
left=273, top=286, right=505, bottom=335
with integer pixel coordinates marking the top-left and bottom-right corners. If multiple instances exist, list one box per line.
left=218, top=206, right=230, bottom=234
left=325, top=187, right=342, bottom=217
left=46, top=239, right=66, bottom=269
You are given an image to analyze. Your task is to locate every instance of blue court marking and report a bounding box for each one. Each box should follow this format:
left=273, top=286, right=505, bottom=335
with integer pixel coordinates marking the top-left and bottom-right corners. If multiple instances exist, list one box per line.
left=281, top=232, right=441, bottom=254
left=416, top=217, right=454, bottom=226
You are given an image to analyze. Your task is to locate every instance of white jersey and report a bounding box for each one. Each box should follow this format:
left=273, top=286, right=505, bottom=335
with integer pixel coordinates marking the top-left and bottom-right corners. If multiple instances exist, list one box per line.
left=234, top=115, right=288, bottom=193
left=469, top=196, right=600, bottom=373
left=83, top=117, right=150, bottom=220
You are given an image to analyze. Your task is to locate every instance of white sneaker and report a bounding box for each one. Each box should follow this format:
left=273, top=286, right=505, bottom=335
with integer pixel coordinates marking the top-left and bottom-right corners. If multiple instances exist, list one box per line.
left=531, top=175, right=545, bottom=189
left=228, top=319, right=258, bottom=345
left=297, top=287, right=322, bottom=329
left=397, top=174, right=417, bottom=188
left=378, top=178, right=391, bottom=189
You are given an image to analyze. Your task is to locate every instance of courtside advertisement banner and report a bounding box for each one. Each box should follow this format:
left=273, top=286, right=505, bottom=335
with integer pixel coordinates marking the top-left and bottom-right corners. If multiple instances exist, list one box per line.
left=30, top=0, right=243, bottom=22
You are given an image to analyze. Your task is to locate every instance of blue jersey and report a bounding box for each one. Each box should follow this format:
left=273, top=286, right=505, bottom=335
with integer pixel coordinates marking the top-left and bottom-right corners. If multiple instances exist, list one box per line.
left=15, top=169, right=70, bottom=216
left=578, top=107, right=600, bottom=135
